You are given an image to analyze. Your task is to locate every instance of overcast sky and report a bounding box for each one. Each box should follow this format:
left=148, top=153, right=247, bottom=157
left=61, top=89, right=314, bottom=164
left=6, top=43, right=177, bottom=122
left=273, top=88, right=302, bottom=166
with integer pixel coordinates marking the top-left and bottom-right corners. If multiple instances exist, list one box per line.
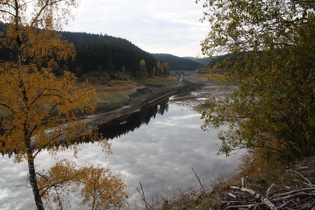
left=63, top=0, right=209, bottom=57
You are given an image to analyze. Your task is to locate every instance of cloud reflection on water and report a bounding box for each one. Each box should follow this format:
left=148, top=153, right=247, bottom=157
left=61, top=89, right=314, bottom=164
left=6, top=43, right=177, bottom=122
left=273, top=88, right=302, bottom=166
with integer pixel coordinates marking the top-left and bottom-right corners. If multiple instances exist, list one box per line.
left=0, top=102, right=241, bottom=209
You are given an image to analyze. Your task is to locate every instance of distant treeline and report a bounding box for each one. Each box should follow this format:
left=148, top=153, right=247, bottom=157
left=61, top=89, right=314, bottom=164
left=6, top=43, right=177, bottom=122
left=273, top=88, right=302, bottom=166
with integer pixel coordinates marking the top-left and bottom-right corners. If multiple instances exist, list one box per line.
left=152, top=53, right=205, bottom=71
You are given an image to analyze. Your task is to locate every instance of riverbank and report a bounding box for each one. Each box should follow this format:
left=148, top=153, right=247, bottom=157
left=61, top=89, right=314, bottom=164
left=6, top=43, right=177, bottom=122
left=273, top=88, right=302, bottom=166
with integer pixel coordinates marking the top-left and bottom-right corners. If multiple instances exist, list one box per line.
left=83, top=77, right=189, bottom=128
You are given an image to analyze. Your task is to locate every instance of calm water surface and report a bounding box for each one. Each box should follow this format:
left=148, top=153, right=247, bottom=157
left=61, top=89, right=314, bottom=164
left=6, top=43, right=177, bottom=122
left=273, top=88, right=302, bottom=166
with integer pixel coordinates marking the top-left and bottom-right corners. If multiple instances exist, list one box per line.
left=0, top=95, right=241, bottom=209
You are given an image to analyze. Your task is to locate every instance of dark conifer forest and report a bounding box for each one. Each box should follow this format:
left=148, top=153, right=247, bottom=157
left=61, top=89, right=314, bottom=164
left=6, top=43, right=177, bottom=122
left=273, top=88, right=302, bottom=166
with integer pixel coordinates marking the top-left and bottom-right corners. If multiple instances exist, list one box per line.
left=0, top=23, right=170, bottom=80
left=62, top=32, right=163, bottom=79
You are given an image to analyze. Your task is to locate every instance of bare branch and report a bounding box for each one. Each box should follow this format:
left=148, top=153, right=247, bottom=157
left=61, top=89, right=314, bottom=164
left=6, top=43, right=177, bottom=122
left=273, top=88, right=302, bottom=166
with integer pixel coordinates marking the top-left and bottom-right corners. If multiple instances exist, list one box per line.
left=0, top=9, right=15, bottom=16
left=192, top=167, right=207, bottom=196
left=30, top=0, right=64, bottom=27
left=136, top=182, right=154, bottom=210
left=0, top=103, right=15, bottom=114
left=286, top=169, right=314, bottom=187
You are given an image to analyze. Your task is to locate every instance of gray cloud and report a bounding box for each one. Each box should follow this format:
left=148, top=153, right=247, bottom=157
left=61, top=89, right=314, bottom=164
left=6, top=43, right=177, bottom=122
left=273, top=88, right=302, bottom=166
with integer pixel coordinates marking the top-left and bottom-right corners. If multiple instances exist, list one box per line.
left=64, top=0, right=208, bottom=57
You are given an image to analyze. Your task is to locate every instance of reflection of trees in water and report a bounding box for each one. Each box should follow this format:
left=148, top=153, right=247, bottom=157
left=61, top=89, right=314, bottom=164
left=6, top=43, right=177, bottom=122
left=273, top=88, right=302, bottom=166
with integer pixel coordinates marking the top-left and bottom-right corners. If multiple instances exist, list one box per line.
left=1, top=98, right=169, bottom=157
left=98, top=98, right=169, bottom=140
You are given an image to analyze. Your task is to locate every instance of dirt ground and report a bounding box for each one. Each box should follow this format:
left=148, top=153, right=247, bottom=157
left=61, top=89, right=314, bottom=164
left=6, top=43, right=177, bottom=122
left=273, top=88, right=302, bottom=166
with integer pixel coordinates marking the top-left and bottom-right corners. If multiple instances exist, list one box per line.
left=82, top=82, right=183, bottom=128
left=169, top=85, right=235, bottom=110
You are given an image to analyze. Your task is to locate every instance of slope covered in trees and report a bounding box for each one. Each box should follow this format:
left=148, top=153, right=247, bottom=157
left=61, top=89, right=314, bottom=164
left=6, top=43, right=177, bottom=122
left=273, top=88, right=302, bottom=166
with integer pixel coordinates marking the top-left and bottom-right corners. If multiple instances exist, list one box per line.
left=0, top=23, right=169, bottom=80
left=62, top=32, right=163, bottom=78
left=152, top=53, right=204, bottom=71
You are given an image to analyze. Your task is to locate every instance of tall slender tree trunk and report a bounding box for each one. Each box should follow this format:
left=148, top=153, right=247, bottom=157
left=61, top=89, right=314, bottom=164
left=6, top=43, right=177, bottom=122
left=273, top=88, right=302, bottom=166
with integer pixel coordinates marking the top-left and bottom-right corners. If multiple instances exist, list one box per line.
left=26, top=146, right=45, bottom=210
left=22, top=80, right=45, bottom=210
left=25, top=133, right=45, bottom=210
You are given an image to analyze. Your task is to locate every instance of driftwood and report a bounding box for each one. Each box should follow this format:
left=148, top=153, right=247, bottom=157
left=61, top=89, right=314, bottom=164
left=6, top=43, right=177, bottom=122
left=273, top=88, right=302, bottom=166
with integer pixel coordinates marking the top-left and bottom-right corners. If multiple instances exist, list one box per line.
left=221, top=170, right=315, bottom=209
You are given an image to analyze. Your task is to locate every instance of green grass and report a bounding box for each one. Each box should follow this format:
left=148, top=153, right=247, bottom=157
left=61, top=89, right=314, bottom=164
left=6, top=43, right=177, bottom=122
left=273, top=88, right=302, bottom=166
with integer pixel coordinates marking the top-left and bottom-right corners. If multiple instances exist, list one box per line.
left=93, top=77, right=183, bottom=110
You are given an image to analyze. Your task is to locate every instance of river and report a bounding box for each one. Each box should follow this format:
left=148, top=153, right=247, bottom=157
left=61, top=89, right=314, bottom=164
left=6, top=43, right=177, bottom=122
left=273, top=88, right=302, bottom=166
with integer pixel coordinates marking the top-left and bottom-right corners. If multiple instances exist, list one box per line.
left=0, top=87, right=241, bottom=209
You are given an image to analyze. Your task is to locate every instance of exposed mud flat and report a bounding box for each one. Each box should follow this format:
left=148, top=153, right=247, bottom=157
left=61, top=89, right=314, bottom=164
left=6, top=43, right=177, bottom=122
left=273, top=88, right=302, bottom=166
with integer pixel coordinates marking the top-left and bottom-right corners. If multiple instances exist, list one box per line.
left=170, top=85, right=236, bottom=110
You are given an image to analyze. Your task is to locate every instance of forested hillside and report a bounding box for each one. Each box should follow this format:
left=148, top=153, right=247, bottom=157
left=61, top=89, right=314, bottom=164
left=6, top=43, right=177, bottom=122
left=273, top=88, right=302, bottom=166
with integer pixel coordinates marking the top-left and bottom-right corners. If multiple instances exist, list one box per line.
left=62, top=32, right=167, bottom=78
left=0, top=23, right=170, bottom=80
left=152, top=53, right=204, bottom=71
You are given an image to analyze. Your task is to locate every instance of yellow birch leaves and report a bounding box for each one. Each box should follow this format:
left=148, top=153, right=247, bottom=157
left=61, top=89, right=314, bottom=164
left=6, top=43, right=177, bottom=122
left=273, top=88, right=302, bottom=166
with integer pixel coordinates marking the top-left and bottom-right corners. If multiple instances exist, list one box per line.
left=0, top=64, right=98, bottom=158
left=38, top=160, right=129, bottom=209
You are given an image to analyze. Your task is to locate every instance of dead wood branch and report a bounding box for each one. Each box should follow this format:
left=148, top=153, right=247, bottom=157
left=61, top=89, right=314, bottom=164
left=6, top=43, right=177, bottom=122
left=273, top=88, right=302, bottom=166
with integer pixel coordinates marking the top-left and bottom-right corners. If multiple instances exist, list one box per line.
left=287, top=169, right=315, bottom=187
left=221, top=177, right=315, bottom=209
left=192, top=167, right=207, bottom=196
left=136, top=182, right=155, bottom=210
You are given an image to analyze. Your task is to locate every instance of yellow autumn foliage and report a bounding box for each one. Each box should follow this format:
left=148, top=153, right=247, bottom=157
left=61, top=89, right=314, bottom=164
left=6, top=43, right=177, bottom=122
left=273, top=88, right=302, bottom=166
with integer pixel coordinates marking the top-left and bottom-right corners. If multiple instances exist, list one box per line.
left=38, top=160, right=129, bottom=209
left=0, top=63, right=100, bottom=159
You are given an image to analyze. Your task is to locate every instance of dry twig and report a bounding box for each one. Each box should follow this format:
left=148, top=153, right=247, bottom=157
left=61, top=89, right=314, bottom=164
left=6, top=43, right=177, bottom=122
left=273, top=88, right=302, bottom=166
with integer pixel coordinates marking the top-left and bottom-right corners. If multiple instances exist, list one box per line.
left=136, top=182, right=155, bottom=210
left=221, top=172, right=315, bottom=210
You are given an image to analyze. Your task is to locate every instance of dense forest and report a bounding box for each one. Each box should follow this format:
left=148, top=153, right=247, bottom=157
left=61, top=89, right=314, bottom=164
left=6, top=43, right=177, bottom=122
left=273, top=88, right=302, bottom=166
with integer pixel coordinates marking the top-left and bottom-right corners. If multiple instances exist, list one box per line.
left=0, top=23, right=170, bottom=81
left=62, top=32, right=170, bottom=79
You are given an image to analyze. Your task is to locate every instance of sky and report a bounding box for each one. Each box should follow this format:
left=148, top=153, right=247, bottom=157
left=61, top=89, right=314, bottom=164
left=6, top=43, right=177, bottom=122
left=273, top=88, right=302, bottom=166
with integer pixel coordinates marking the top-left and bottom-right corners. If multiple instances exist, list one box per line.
left=63, top=0, right=209, bottom=57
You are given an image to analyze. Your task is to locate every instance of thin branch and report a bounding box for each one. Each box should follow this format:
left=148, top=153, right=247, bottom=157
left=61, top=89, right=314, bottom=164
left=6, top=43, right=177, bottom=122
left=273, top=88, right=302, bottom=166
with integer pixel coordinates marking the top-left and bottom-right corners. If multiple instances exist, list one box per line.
left=136, top=182, right=154, bottom=210
left=266, top=183, right=274, bottom=198
left=0, top=103, right=15, bottom=114
left=0, top=9, right=15, bottom=16
left=286, top=169, right=314, bottom=187
left=270, top=187, right=315, bottom=199
left=29, top=124, right=38, bottom=140
left=192, top=167, right=207, bottom=196
left=31, top=0, right=64, bottom=27
left=33, top=129, right=62, bottom=158
left=30, top=88, right=47, bottom=106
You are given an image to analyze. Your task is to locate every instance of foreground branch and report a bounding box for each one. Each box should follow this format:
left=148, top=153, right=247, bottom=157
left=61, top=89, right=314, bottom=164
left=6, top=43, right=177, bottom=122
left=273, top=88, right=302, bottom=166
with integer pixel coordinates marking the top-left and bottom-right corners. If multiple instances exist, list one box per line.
left=221, top=172, right=315, bottom=210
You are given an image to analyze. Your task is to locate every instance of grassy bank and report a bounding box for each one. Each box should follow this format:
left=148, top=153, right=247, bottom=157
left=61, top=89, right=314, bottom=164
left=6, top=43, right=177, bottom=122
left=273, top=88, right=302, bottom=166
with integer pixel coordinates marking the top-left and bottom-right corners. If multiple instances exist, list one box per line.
left=93, top=77, right=183, bottom=112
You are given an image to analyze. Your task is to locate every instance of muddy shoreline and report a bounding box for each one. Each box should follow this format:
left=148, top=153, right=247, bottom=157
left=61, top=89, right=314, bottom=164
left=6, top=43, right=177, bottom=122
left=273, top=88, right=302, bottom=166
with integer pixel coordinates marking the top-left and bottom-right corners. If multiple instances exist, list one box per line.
left=83, top=80, right=236, bottom=129
left=82, top=81, right=194, bottom=128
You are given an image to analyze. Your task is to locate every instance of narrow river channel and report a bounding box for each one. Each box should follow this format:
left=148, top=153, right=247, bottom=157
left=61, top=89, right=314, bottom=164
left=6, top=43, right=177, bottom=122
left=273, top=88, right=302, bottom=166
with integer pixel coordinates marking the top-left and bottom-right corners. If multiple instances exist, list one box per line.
left=0, top=89, right=241, bottom=209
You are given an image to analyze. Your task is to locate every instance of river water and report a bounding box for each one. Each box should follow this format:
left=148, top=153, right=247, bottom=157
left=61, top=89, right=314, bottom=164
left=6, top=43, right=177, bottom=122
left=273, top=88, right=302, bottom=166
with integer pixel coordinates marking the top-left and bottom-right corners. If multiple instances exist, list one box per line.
left=0, top=89, right=241, bottom=209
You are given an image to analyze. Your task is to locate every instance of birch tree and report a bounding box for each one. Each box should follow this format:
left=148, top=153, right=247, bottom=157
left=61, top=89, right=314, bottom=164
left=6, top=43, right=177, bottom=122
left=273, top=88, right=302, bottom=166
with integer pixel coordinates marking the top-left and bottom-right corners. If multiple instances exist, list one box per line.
left=0, top=1, right=128, bottom=209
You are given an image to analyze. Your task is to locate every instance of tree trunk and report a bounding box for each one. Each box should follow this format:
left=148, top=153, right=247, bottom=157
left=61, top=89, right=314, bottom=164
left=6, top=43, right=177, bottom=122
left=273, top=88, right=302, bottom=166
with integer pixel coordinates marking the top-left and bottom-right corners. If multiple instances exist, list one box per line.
left=26, top=140, right=45, bottom=210
left=24, top=121, right=45, bottom=210
left=20, top=68, right=45, bottom=209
